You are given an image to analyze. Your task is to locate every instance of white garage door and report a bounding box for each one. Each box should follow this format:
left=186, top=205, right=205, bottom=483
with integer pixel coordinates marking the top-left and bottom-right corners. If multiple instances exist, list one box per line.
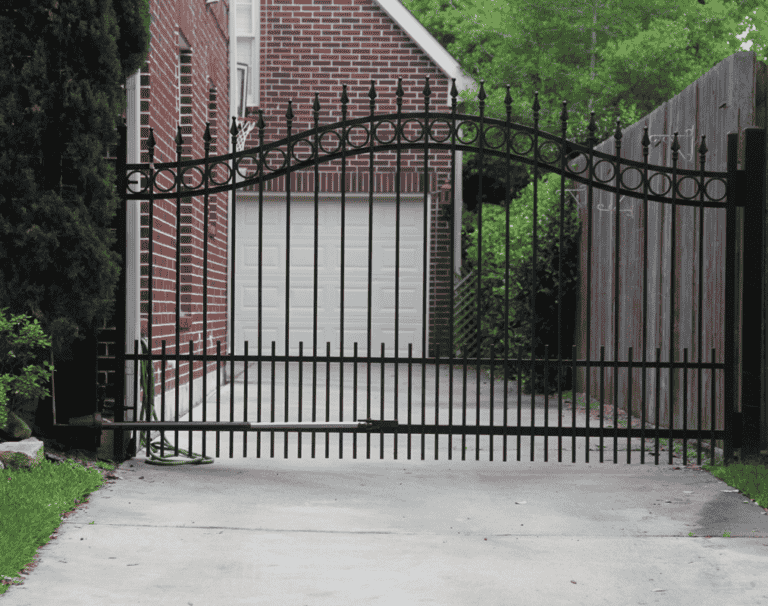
left=235, top=193, right=430, bottom=359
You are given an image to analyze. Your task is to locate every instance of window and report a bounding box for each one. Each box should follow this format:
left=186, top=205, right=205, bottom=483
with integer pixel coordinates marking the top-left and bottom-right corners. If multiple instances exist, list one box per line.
left=236, top=0, right=258, bottom=109
left=237, top=62, right=249, bottom=118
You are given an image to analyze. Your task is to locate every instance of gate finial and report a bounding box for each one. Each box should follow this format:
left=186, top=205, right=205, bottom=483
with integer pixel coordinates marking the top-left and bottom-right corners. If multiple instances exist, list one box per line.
left=641, top=125, right=650, bottom=160
left=586, top=111, right=597, bottom=148
left=148, top=127, right=156, bottom=163
left=671, top=131, right=681, bottom=165
left=203, top=122, right=212, bottom=154
left=698, top=135, right=708, bottom=169
left=175, top=125, right=183, bottom=154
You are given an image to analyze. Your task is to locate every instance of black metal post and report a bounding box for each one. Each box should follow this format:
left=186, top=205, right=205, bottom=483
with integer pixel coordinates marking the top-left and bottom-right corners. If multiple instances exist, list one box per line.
left=724, top=132, right=739, bottom=465
left=114, top=119, right=128, bottom=462
left=740, top=127, right=766, bottom=462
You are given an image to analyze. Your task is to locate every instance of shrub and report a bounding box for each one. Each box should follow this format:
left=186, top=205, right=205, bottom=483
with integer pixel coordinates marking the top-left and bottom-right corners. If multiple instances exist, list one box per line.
left=0, top=307, right=54, bottom=431
left=457, top=174, right=580, bottom=394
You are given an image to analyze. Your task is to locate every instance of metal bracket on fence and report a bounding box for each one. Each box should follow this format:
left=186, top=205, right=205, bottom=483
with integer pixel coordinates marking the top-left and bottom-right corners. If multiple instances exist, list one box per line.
left=62, top=413, right=398, bottom=433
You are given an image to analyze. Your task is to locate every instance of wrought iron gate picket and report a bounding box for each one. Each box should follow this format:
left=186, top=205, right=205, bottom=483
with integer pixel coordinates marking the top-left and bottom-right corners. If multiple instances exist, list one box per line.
left=81, top=77, right=749, bottom=465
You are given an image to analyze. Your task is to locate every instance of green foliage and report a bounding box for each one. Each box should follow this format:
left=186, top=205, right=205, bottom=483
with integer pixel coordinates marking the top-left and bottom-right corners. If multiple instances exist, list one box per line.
left=402, top=0, right=766, bottom=186
left=457, top=175, right=580, bottom=393
left=404, top=0, right=766, bottom=391
left=113, top=0, right=151, bottom=78
left=0, top=308, right=54, bottom=430
left=0, top=0, right=144, bottom=367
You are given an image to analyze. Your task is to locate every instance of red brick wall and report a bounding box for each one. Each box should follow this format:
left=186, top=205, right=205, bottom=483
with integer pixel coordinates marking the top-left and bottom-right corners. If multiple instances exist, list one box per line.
left=240, top=0, right=458, bottom=356
left=101, top=0, right=462, bottom=422
left=99, top=0, right=231, bottom=418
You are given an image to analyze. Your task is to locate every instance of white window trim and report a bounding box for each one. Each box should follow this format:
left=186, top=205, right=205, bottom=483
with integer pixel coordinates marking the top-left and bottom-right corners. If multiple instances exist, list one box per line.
left=236, top=0, right=258, bottom=108
left=236, top=62, right=249, bottom=117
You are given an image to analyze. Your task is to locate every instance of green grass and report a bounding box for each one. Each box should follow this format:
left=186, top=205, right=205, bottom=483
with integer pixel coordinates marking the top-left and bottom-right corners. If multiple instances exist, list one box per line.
left=0, top=455, right=115, bottom=595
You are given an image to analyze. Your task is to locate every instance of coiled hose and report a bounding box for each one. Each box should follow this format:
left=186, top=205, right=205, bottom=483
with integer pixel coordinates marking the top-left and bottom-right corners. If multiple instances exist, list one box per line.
left=137, top=337, right=213, bottom=465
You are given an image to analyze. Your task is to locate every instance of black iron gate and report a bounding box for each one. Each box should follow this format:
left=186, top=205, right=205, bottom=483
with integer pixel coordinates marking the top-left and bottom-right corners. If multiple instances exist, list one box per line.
left=75, top=77, right=758, bottom=465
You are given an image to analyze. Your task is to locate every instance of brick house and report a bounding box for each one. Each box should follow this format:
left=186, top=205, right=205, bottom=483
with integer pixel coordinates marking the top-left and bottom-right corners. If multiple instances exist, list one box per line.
left=101, top=0, right=477, bottom=430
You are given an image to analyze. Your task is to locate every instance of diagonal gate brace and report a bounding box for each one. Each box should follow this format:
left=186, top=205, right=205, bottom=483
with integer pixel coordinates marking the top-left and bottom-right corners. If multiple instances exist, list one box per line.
left=63, top=413, right=398, bottom=433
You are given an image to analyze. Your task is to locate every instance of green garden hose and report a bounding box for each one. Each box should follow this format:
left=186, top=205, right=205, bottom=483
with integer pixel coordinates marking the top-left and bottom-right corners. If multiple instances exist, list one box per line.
left=137, top=337, right=213, bottom=465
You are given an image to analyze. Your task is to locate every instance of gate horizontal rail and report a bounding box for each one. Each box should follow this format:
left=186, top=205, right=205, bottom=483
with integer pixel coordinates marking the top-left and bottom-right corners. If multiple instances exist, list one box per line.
left=124, top=353, right=725, bottom=371
left=61, top=414, right=727, bottom=441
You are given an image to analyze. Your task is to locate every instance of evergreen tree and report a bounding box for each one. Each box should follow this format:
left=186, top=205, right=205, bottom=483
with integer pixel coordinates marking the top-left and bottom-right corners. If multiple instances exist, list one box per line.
left=0, top=0, right=149, bottom=422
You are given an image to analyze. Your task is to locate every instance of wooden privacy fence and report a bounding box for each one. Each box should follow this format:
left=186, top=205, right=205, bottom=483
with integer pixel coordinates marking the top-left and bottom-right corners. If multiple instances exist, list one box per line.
left=572, top=51, right=767, bottom=455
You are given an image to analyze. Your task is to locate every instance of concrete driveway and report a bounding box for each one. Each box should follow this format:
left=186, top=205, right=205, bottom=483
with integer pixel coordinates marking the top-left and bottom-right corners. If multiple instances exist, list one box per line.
left=3, top=362, right=768, bottom=605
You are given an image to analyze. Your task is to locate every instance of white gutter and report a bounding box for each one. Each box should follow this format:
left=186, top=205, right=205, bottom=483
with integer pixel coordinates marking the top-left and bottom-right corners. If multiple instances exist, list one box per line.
left=374, top=0, right=474, bottom=275
left=227, top=0, right=236, bottom=363
left=125, top=69, right=141, bottom=423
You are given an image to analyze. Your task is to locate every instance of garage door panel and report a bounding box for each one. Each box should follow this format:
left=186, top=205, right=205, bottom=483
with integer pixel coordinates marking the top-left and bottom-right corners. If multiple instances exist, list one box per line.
left=290, top=246, right=326, bottom=273
left=378, top=286, right=420, bottom=313
left=332, top=286, right=368, bottom=314
left=238, top=323, right=280, bottom=353
left=288, top=203, right=325, bottom=234
left=289, top=287, right=316, bottom=311
left=379, top=245, right=422, bottom=274
left=242, top=244, right=281, bottom=271
left=236, top=196, right=426, bottom=358
left=337, top=246, right=369, bottom=271
left=379, top=328, right=422, bottom=353
left=241, top=284, right=280, bottom=311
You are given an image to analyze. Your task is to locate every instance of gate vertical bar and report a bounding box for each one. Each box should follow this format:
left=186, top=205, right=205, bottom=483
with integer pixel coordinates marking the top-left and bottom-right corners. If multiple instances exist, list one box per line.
left=557, top=101, right=568, bottom=463
left=394, top=79, right=404, bottom=460
left=724, top=132, right=739, bottom=465
left=740, top=127, right=766, bottom=461
left=475, top=81, right=485, bottom=462
left=114, top=120, right=128, bottom=462
left=364, top=83, right=375, bottom=460
left=312, top=93, right=321, bottom=462
left=146, top=128, right=160, bottom=456
left=696, top=136, right=708, bottom=465
left=338, top=85, right=348, bottom=460
left=530, top=91, right=540, bottom=462
left=256, top=111, right=266, bottom=459
left=641, top=127, right=651, bottom=464
left=422, top=77, right=431, bottom=461
left=585, top=112, right=597, bottom=462
left=668, top=132, right=681, bottom=466
left=502, top=86, right=512, bottom=462
left=612, top=119, right=623, bottom=464
left=202, top=123, right=212, bottom=459
left=284, top=101, right=294, bottom=460
left=228, top=118, right=240, bottom=456
left=174, top=127, right=187, bottom=454
left=367, top=81, right=379, bottom=459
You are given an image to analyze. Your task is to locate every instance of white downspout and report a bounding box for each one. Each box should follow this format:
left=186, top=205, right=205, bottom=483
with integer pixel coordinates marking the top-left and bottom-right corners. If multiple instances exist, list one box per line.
left=227, top=0, right=236, bottom=369
left=125, top=69, right=141, bottom=423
